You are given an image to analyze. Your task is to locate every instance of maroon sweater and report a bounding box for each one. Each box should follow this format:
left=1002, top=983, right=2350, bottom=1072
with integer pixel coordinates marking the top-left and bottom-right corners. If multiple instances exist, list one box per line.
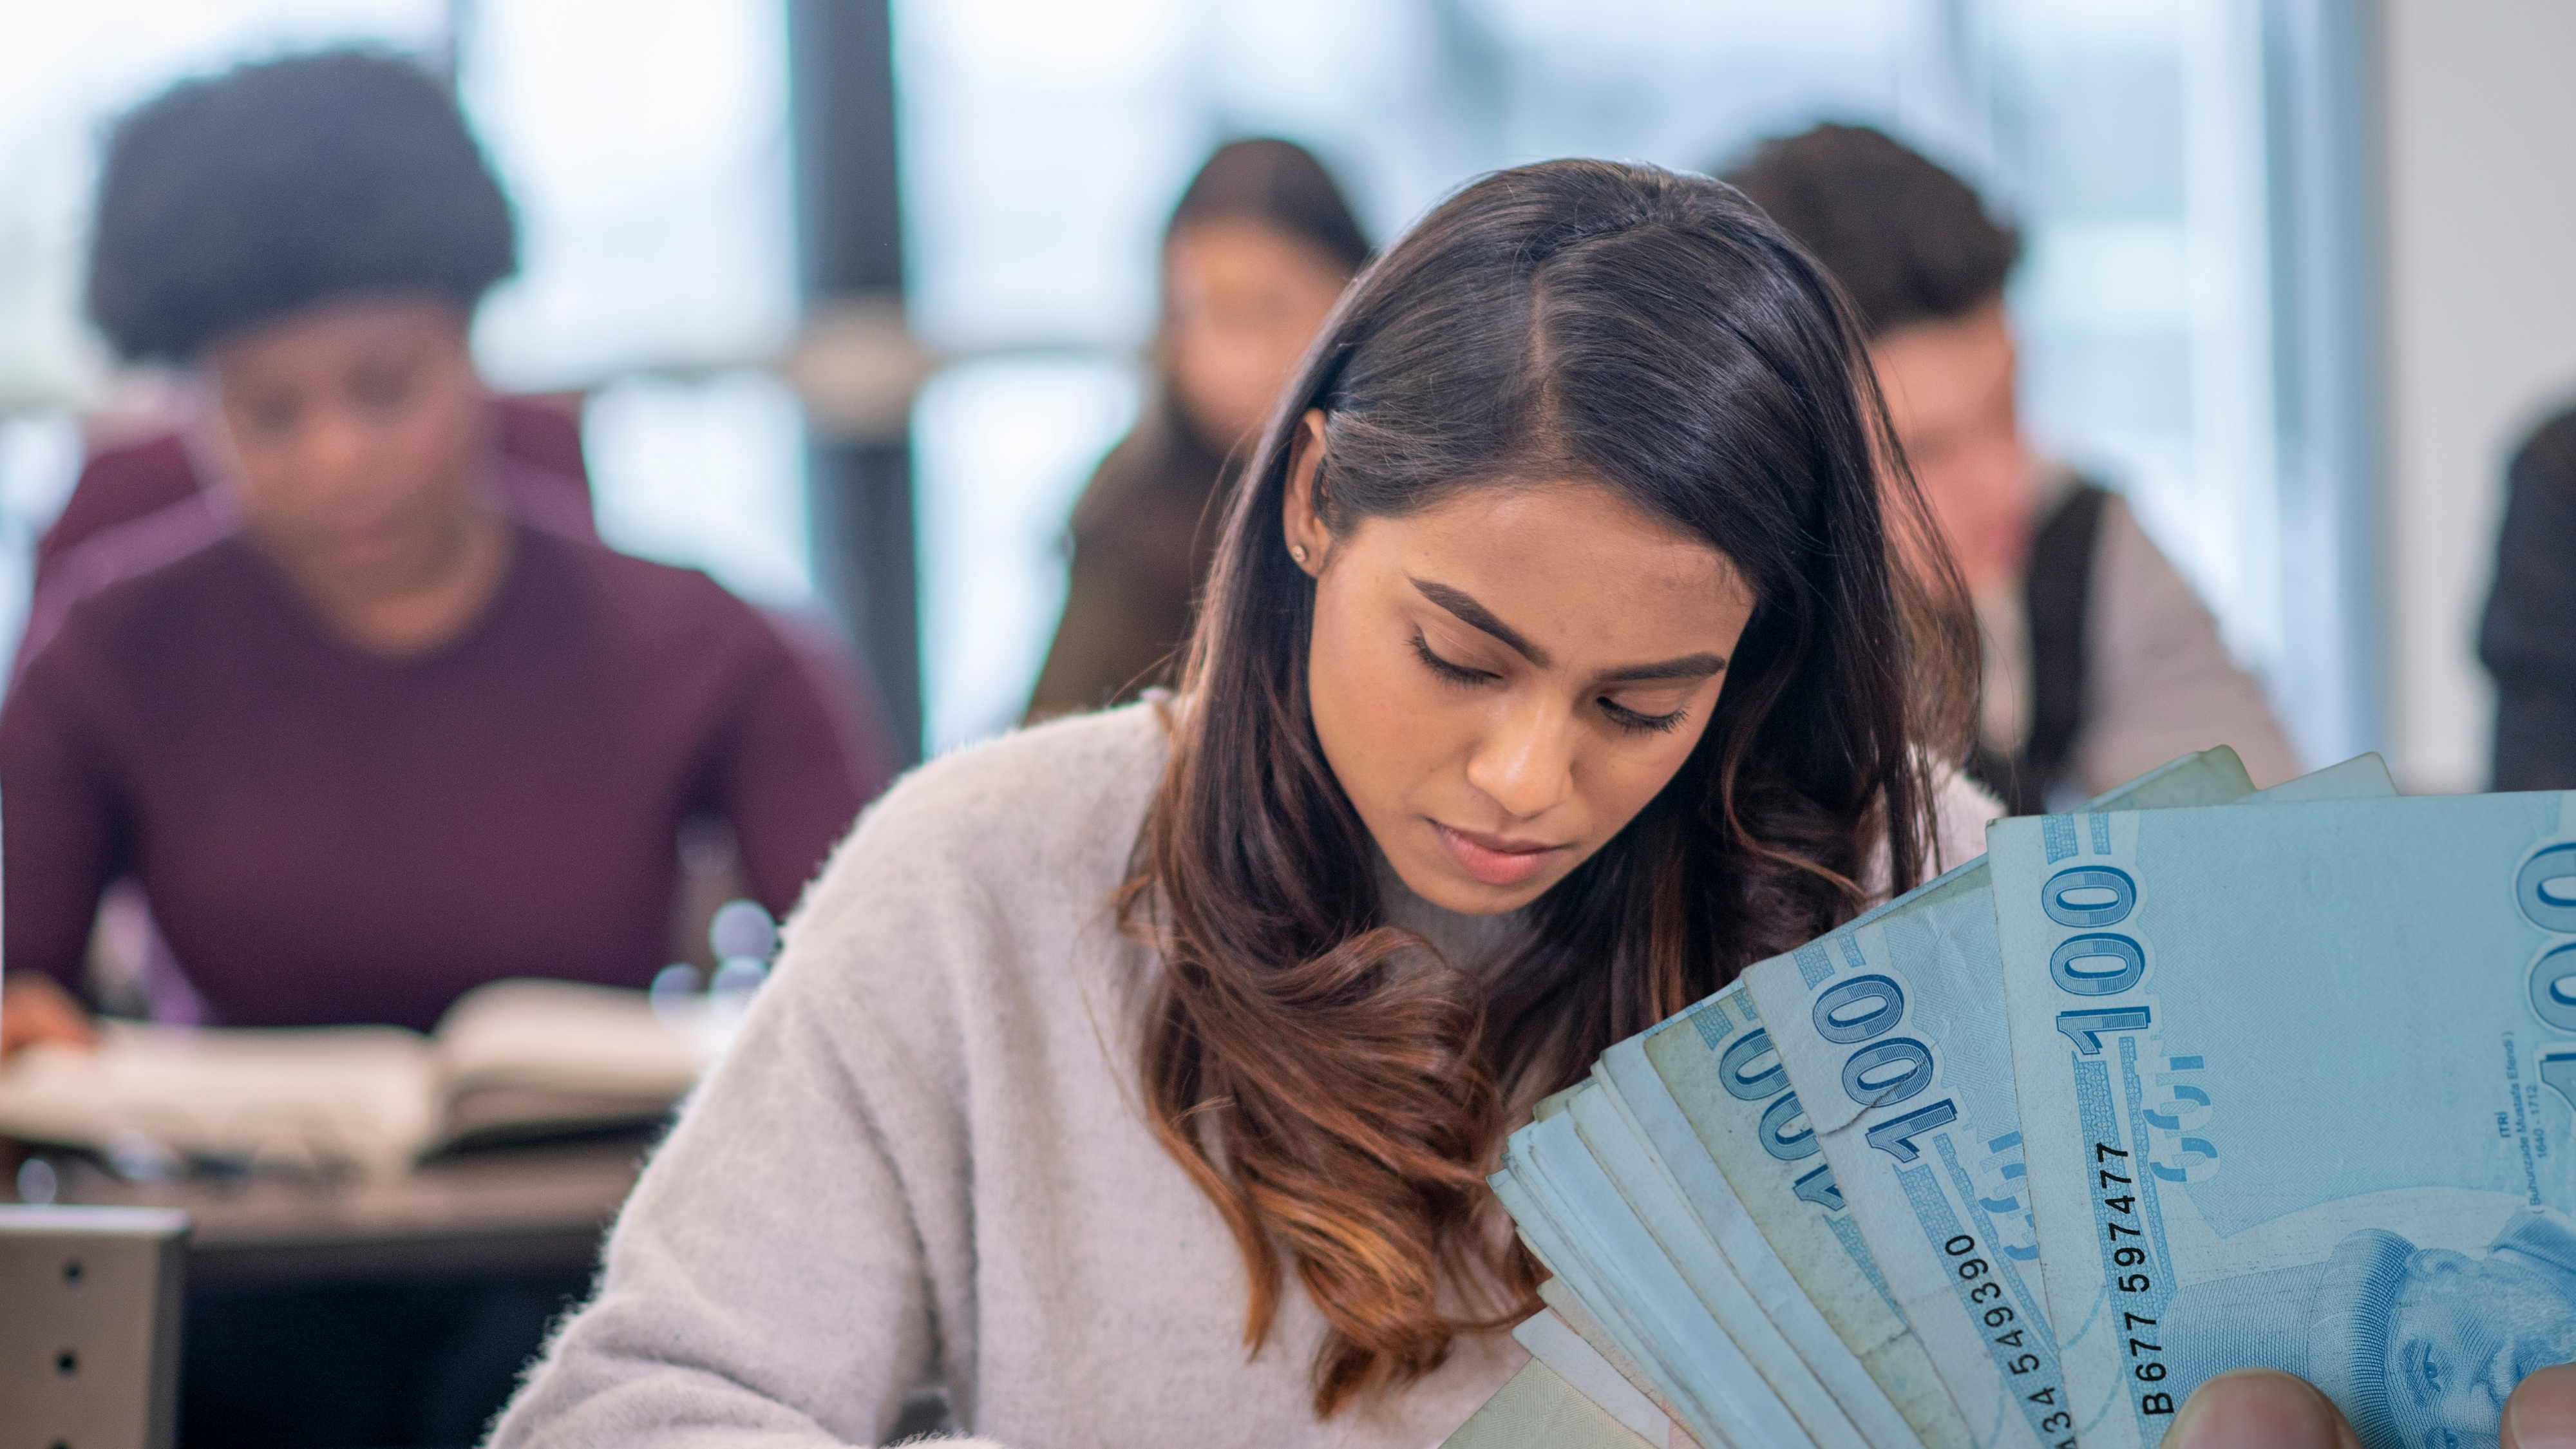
left=2, top=524, right=873, bottom=1030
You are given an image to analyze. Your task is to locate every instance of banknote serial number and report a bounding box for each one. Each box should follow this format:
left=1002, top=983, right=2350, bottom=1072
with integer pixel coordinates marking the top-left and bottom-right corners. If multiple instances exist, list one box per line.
left=2097, top=1142, right=2177, bottom=1416
left=1945, top=1233, right=2074, bottom=1448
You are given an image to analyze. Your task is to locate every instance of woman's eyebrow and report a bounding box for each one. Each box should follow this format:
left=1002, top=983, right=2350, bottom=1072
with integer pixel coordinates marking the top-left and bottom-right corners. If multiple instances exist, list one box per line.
left=1409, top=577, right=1728, bottom=682
left=1597, top=654, right=1728, bottom=683
left=1410, top=578, right=1551, bottom=667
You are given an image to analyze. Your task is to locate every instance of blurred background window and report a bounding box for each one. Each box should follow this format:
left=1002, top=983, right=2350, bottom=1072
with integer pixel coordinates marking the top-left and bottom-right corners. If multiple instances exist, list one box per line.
left=460, top=0, right=818, bottom=609
left=0, top=0, right=813, bottom=667
left=895, top=0, right=2365, bottom=761
left=0, top=0, right=2374, bottom=762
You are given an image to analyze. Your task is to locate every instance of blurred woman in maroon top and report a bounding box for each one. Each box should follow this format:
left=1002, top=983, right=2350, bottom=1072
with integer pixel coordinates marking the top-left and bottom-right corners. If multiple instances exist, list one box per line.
left=0, top=51, right=886, bottom=1052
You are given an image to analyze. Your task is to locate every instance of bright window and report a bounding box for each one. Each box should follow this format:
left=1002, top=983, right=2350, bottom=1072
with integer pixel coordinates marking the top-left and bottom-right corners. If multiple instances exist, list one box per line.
left=897, top=0, right=2320, bottom=753
left=0, top=0, right=812, bottom=677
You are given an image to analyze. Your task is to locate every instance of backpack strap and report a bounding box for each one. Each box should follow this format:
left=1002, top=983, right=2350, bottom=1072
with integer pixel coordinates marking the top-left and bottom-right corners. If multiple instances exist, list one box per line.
left=1965, top=482, right=2110, bottom=813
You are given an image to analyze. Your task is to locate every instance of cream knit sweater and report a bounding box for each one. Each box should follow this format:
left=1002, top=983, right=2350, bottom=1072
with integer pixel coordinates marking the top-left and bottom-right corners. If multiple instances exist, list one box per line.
left=490, top=703, right=1993, bottom=1449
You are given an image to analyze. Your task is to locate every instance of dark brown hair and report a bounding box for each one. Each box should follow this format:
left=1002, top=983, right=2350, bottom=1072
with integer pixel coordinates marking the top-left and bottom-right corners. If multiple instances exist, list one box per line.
left=1168, top=137, right=1372, bottom=275
left=1128, top=158, right=1972, bottom=1415
left=1725, top=122, right=2021, bottom=340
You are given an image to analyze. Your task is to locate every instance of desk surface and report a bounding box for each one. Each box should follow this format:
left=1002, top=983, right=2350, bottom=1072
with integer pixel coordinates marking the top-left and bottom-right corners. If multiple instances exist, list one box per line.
left=21, top=1135, right=647, bottom=1286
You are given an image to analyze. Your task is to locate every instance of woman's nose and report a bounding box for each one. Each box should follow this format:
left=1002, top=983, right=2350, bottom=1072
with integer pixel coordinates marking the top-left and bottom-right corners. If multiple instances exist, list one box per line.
left=1465, top=697, right=1577, bottom=821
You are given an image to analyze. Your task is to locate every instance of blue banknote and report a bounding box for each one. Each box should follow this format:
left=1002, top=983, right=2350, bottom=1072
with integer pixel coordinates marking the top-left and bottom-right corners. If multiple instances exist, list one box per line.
left=1741, top=753, right=2396, bottom=1449
left=1653, top=974, right=1980, bottom=1449
left=1736, top=750, right=2336, bottom=1449
left=1991, top=790, right=2576, bottom=1449
left=1599, top=1032, right=1927, bottom=1449
left=1566, top=1082, right=1871, bottom=1449
left=1490, top=1139, right=1707, bottom=1443
left=1492, top=1112, right=1701, bottom=1440
left=1497, top=1102, right=1814, bottom=1449
left=1747, top=859, right=2074, bottom=1449
left=1511, top=1088, right=1789, bottom=1445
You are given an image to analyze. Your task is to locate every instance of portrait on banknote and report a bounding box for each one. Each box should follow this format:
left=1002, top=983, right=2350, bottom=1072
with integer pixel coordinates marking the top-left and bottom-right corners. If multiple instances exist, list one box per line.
left=2156, top=1204, right=2576, bottom=1449
left=1992, top=792, right=2576, bottom=1449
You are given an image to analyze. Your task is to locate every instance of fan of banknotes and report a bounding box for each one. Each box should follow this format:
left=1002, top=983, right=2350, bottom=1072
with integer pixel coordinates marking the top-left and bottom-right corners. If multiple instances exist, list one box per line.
left=1447, top=746, right=2576, bottom=1449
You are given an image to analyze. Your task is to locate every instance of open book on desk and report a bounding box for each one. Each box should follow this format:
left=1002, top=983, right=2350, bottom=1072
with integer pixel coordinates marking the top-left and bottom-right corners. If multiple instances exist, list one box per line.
left=0, top=978, right=726, bottom=1179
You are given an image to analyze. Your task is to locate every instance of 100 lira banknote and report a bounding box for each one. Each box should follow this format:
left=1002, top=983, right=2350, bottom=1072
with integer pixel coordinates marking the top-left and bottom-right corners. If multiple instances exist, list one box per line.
left=1740, top=752, right=2396, bottom=1449
left=1993, top=788, right=2575, bottom=1449
left=1646, top=980, right=1975, bottom=1449
left=1599, top=1033, right=1924, bottom=1449
left=1729, top=751, right=2282, bottom=1448
left=1499, top=1090, right=1814, bottom=1449
left=1638, top=751, right=2260, bottom=1449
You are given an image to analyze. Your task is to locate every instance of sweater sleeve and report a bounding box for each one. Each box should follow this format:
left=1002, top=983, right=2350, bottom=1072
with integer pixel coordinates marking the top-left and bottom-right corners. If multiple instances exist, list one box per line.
left=2481, top=414, right=2576, bottom=790
left=710, top=614, right=875, bottom=920
left=0, top=645, right=123, bottom=998
left=489, top=768, right=1007, bottom=1449
left=2073, top=496, right=2302, bottom=792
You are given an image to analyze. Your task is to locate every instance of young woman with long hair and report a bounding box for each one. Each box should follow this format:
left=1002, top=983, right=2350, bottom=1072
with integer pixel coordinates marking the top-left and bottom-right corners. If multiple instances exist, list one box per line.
left=1026, top=137, right=1371, bottom=721
left=492, top=157, right=1985, bottom=1448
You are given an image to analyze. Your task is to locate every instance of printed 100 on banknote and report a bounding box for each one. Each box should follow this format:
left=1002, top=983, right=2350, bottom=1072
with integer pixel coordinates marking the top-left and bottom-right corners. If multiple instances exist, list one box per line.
left=1992, top=792, right=2576, bottom=1449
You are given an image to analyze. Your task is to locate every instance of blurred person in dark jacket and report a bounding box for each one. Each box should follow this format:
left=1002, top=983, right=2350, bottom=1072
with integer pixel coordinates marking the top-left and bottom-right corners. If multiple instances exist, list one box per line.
left=1, top=50, right=889, bottom=1046
left=1728, top=124, right=2299, bottom=807
left=1025, top=138, right=1368, bottom=719
left=2483, top=407, right=2576, bottom=788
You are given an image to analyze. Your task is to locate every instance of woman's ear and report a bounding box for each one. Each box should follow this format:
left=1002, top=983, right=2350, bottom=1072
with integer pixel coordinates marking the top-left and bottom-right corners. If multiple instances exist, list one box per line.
left=1281, top=408, right=1331, bottom=577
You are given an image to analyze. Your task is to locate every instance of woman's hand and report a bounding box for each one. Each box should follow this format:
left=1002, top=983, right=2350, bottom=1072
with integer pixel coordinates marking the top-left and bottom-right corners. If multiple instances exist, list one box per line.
left=2, top=975, right=99, bottom=1058
left=2170, top=1363, right=2576, bottom=1449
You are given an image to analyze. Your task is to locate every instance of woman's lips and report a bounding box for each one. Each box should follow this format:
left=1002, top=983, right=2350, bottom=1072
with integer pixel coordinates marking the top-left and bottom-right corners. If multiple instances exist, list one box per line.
left=1432, top=821, right=1567, bottom=888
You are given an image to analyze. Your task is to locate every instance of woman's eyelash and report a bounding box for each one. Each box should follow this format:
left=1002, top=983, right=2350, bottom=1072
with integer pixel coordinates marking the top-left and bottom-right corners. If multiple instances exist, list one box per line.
left=1601, top=698, right=1690, bottom=735
left=1414, top=631, right=1690, bottom=734
left=1410, top=633, right=1492, bottom=686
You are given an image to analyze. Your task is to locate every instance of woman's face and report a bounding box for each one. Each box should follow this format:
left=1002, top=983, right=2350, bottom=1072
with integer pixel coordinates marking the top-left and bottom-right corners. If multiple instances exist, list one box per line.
left=1161, top=218, right=1352, bottom=450
left=1284, top=412, right=1759, bottom=916
left=205, top=294, right=486, bottom=607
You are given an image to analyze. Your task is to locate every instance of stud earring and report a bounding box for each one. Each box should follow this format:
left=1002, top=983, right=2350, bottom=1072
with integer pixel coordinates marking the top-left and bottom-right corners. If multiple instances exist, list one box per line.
left=1291, top=544, right=1309, bottom=564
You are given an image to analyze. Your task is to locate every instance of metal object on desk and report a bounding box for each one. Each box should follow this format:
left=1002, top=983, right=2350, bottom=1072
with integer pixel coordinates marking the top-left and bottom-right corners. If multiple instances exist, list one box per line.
left=0, top=1205, right=188, bottom=1449
left=33, top=1135, right=646, bottom=1288
left=5, top=1139, right=642, bottom=1446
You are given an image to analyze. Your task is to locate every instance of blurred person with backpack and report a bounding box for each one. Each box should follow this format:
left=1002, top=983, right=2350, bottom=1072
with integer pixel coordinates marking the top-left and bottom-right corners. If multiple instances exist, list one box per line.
left=1728, top=123, right=2299, bottom=807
